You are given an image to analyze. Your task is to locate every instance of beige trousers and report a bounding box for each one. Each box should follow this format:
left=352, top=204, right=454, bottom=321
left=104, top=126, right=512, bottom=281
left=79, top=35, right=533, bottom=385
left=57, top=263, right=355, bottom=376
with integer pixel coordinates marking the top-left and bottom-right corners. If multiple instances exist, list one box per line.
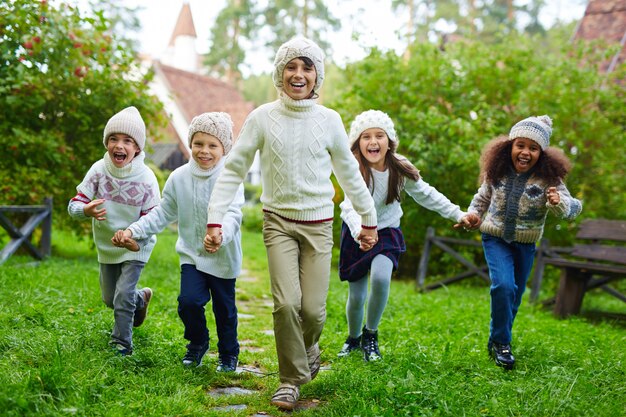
left=262, top=212, right=333, bottom=385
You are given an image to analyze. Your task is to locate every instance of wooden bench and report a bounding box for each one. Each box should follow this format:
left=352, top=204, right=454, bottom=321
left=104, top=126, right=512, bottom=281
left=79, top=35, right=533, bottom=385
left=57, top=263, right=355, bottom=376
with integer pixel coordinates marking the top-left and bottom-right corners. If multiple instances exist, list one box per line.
left=531, top=219, right=626, bottom=318
left=416, top=227, right=489, bottom=291
left=0, top=197, right=52, bottom=265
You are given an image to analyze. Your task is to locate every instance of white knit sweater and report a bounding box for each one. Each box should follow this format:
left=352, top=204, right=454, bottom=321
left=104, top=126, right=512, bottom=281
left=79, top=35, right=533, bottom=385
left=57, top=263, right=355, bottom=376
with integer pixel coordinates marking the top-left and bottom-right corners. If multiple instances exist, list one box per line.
left=127, top=158, right=244, bottom=279
left=207, top=93, right=376, bottom=227
left=67, top=152, right=161, bottom=264
left=341, top=167, right=465, bottom=239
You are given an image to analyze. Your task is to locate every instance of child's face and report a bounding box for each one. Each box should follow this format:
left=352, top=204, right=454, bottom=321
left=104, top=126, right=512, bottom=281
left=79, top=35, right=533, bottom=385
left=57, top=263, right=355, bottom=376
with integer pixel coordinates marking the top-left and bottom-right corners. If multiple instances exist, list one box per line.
left=282, top=58, right=316, bottom=100
left=511, top=137, right=541, bottom=173
left=358, top=128, right=389, bottom=171
left=106, top=134, right=140, bottom=168
left=191, top=132, right=224, bottom=170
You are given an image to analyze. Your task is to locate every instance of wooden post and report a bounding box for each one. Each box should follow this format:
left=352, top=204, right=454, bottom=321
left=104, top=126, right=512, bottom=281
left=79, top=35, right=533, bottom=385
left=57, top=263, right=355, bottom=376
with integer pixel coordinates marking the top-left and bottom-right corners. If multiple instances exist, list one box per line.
left=416, top=227, right=434, bottom=290
left=554, top=267, right=590, bottom=318
left=40, top=197, right=53, bottom=258
left=530, top=238, right=548, bottom=303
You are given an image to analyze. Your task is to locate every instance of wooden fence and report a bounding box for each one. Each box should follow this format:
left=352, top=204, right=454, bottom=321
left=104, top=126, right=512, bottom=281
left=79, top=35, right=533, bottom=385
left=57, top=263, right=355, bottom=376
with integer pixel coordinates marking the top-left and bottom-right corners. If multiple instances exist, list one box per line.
left=0, top=197, right=52, bottom=265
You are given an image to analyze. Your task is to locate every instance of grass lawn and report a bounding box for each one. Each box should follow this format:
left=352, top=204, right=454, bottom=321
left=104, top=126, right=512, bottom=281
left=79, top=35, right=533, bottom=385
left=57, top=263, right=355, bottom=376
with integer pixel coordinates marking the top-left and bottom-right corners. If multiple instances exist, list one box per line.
left=0, top=228, right=624, bottom=416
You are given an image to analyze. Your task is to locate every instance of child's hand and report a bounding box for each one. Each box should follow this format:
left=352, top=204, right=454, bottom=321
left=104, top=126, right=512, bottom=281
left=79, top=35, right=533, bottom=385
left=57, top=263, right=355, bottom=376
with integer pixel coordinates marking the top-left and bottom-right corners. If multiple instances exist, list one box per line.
left=546, top=187, right=560, bottom=205
left=111, top=229, right=139, bottom=252
left=204, top=227, right=223, bottom=253
left=454, top=213, right=481, bottom=231
left=357, top=228, right=378, bottom=252
left=84, top=198, right=106, bottom=221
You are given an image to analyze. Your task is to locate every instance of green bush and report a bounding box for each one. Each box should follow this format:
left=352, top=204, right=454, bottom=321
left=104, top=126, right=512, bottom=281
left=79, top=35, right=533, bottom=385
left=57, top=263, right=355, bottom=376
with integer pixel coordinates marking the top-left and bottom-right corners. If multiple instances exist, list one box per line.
left=241, top=203, right=264, bottom=233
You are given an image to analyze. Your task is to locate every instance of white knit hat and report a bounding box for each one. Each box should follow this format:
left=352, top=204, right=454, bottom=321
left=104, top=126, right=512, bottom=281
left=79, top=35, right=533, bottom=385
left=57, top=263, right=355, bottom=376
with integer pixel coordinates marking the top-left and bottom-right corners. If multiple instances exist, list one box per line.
left=103, top=106, right=146, bottom=151
left=348, top=110, right=397, bottom=147
left=509, top=115, right=553, bottom=150
left=187, top=112, right=234, bottom=155
left=272, top=37, right=325, bottom=93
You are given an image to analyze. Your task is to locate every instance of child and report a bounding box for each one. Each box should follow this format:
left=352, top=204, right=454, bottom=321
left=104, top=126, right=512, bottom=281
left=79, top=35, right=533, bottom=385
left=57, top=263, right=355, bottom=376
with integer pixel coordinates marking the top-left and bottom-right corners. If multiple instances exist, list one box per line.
left=112, top=112, right=245, bottom=372
left=67, top=106, right=160, bottom=356
left=460, top=115, right=582, bottom=369
left=203, top=37, right=378, bottom=410
left=337, top=110, right=478, bottom=361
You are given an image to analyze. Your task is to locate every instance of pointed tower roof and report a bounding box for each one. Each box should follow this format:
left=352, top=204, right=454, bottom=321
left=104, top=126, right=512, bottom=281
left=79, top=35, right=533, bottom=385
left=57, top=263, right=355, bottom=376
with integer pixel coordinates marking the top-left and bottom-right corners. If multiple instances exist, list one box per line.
left=168, top=2, right=197, bottom=46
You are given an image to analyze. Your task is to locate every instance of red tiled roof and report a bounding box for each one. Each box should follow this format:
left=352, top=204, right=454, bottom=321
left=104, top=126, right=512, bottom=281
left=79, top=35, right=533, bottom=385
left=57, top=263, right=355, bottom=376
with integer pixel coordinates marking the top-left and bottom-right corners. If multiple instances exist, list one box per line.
left=574, top=0, right=626, bottom=73
left=153, top=61, right=254, bottom=139
left=168, top=3, right=197, bottom=46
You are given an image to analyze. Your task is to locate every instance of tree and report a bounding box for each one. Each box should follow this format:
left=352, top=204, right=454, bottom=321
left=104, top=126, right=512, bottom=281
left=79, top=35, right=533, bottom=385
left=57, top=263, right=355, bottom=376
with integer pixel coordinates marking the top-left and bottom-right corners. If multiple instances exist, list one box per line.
left=329, top=33, right=625, bottom=278
left=0, top=0, right=166, bottom=233
left=204, top=0, right=259, bottom=84
left=263, top=0, right=340, bottom=54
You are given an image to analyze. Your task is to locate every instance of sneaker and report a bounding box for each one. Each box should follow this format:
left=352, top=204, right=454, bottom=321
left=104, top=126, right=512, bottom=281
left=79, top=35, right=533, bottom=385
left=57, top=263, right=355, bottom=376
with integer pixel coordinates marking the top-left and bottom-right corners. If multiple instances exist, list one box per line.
left=270, top=383, right=300, bottom=411
left=216, top=354, right=238, bottom=372
left=306, top=343, right=321, bottom=380
left=133, top=288, right=152, bottom=327
left=112, top=343, right=132, bottom=356
left=337, top=335, right=361, bottom=357
left=182, top=341, right=209, bottom=367
left=489, top=341, right=515, bottom=370
left=361, top=326, right=381, bottom=362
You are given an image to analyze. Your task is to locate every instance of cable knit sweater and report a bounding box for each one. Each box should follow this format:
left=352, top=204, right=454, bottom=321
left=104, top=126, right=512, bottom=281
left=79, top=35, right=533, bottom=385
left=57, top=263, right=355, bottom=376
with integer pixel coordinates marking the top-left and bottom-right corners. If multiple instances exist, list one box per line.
left=468, top=170, right=582, bottom=243
left=127, top=159, right=244, bottom=279
left=67, top=152, right=161, bottom=264
left=207, top=93, right=376, bottom=227
left=341, top=167, right=465, bottom=239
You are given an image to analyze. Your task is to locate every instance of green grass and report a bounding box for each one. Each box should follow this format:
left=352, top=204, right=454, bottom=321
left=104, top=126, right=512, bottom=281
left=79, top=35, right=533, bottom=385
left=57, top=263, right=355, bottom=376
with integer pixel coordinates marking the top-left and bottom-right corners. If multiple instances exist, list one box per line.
left=0, top=229, right=624, bottom=416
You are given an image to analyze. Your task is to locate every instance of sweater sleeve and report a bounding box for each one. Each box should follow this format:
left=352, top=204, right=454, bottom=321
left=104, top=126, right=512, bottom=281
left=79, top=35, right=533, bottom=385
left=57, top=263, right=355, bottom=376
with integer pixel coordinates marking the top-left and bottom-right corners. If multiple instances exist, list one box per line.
left=468, top=181, right=492, bottom=218
left=328, top=113, right=377, bottom=228
left=207, top=115, right=261, bottom=226
left=339, top=197, right=362, bottom=240
left=128, top=174, right=177, bottom=240
left=404, top=178, right=465, bottom=222
left=68, top=162, right=100, bottom=220
left=547, top=181, right=582, bottom=220
left=220, top=184, right=245, bottom=246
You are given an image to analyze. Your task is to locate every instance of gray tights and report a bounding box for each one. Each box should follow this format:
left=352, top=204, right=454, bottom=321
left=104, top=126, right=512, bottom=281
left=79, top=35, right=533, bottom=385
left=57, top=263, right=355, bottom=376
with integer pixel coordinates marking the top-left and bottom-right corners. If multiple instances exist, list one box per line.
left=346, top=254, right=393, bottom=337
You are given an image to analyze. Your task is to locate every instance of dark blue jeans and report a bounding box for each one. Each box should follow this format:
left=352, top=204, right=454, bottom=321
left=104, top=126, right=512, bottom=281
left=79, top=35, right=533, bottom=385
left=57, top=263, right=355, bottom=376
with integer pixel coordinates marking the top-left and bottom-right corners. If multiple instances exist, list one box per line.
left=178, top=264, right=239, bottom=357
left=482, top=234, right=536, bottom=345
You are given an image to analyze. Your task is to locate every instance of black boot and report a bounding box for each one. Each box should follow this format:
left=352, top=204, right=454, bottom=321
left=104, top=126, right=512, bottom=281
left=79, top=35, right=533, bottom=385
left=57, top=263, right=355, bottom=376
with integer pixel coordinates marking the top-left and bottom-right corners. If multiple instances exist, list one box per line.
left=489, top=341, right=515, bottom=370
left=361, top=326, right=381, bottom=362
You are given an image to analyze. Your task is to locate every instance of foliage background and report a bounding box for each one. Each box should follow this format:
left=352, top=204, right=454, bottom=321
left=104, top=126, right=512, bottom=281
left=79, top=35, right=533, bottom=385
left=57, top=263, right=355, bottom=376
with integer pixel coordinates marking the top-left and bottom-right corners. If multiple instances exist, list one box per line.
left=328, top=33, right=626, bottom=277
left=0, top=0, right=166, bottom=234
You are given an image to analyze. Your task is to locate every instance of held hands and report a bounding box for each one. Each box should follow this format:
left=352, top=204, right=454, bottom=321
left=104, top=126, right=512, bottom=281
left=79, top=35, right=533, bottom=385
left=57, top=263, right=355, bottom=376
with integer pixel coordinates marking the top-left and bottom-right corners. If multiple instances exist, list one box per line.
left=454, top=213, right=482, bottom=231
left=84, top=198, right=107, bottom=221
left=546, top=187, right=560, bottom=205
left=111, top=229, right=140, bottom=252
left=204, top=226, right=223, bottom=253
left=357, top=228, right=378, bottom=252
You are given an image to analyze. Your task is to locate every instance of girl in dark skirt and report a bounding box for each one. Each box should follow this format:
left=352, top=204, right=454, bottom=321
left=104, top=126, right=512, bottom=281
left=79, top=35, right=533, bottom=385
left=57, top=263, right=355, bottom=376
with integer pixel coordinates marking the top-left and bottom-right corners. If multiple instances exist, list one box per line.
left=338, top=110, right=479, bottom=361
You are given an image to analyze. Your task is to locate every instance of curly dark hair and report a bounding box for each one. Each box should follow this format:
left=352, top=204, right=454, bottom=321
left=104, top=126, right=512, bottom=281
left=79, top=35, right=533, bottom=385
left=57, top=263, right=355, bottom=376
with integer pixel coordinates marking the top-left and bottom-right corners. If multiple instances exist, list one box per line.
left=351, top=138, right=420, bottom=204
left=479, top=135, right=572, bottom=186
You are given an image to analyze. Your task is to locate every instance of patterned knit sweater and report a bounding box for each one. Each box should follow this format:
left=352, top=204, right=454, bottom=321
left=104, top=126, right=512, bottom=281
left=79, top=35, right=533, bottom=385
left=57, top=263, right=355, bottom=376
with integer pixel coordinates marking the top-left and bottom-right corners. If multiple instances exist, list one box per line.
left=127, top=158, right=244, bottom=279
left=68, top=152, right=161, bottom=263
left=468, top=169, right=582, bottom=243
left=207, top=93, right=376, bottom=227
left=341, top=167, right=465, bottom=239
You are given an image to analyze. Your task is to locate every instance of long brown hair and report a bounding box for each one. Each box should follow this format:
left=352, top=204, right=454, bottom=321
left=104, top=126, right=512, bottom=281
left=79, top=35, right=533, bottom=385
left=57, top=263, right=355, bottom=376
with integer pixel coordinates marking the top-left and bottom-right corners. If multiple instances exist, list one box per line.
left=479, top=136, right=572, bottom=186
left=351, top=136, right=420, bottom=204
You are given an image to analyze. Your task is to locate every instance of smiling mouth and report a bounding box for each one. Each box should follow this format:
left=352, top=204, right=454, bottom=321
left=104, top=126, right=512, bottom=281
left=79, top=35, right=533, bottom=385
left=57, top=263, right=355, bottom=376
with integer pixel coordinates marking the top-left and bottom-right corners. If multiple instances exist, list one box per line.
left=367, top=148, right=380, bottom=154
left=113, top=152, right=127, bottom=162
left=290, top=82, right=305, bottom=88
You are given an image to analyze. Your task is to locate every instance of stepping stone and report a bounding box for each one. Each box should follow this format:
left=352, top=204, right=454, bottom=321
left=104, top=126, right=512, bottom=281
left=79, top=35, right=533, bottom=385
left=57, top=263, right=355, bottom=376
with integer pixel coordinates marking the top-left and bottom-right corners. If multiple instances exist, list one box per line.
left=236, top=364, right=265, bottom=376
left=207, top=387, right=257, bottom=397
left=210, top=404, right=247, bottom=412
left=238, top=313, right=255, bottom=319
left=262, top=329, right=274, bottom=336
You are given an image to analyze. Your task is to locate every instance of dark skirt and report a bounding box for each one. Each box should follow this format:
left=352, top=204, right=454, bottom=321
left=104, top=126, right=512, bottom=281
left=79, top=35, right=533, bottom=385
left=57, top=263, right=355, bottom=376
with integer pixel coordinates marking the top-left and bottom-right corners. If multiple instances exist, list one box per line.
left=339, top=222, right=406, bottom=282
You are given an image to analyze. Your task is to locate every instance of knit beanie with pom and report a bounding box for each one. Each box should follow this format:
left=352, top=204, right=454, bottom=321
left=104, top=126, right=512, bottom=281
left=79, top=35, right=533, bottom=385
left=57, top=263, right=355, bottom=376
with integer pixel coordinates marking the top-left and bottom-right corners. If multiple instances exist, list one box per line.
left=509, top=115, right=553, bottom=150
left=103, top=106, right=146, bottom=151
left=272, top=37, right=325, bottom=93
left=187, top=112, right=234, bottom=155
left=348, top=110, right=397, bottom=147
